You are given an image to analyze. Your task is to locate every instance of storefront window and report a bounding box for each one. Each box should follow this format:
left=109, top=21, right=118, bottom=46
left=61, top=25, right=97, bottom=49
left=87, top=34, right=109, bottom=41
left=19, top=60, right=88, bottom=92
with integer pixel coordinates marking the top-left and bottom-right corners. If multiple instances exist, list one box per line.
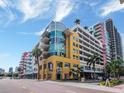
left=64, top=63, right=70, bottom=68
left=48, top=62, right=53, bottom=71
left=73, top=64, right=78, bottom=68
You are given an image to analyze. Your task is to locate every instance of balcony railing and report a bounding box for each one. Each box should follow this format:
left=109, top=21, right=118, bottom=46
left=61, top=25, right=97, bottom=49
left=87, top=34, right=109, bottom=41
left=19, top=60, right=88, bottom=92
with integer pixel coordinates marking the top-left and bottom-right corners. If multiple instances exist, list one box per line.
left=41, top=37, right=50, bottom=43
left=39, top=42, right=49, bottom=49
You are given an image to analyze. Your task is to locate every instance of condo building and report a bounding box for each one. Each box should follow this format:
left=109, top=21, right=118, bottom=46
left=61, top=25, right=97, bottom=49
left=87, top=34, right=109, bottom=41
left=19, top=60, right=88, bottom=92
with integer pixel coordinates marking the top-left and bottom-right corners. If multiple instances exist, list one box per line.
left=93, top=23, right=111, bottom=65
left=19, top=52, right=33, bottom=79
left=105, top=19, right=123, bottom=60
left=36, top=21, right=104, bottom=80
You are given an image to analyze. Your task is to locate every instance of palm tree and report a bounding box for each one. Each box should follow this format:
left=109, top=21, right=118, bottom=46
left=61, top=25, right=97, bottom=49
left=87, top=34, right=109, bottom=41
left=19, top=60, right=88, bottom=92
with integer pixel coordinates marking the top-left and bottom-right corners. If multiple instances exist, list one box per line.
left=75, top=19, right=80, bottom=25
left=106, top=59, right=123, bottom=79
left=105, top=61, right=114, bottom=80
left=120, top=66, right=124, bottom=76
left=32, top=47, right=42, bottom=80
left=115, top=59, right=123, bottom=79
left=87, top=53, right=101, bottom=79
left=70, top=67, right=84, bottom=80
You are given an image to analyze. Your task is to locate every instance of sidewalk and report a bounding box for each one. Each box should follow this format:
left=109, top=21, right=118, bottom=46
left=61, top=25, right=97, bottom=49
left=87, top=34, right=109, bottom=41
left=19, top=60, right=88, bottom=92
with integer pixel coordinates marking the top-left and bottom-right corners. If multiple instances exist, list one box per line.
left=45, top=81, right=124, bottom=93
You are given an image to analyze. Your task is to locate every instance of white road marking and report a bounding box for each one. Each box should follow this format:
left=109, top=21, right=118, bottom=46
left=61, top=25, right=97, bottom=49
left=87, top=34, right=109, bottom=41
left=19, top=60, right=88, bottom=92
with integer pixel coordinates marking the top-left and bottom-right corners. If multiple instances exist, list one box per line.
left=66, top=90, right=77, bottom=93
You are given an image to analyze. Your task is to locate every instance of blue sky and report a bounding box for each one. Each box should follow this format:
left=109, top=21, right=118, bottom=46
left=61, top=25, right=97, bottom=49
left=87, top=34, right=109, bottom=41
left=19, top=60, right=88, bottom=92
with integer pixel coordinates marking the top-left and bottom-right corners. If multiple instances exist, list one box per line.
left=0, top=0, right=124, bottom=72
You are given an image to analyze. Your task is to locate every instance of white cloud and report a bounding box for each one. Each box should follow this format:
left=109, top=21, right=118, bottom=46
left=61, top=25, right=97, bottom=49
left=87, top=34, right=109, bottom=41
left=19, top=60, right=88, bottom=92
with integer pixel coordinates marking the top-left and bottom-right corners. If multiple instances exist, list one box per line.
left=34, top=30, right=45, bottom=36
left=18, top=30, right=45, bottom=36
left=100, top=0, right=124, bottom=16
left=0, top=0, right=6, bottom=7
left=83, top=0, right=100, bottom=7
left=16, top=0, right=53, bottom=22
left=0, top=0, right=81, bottom=23
left=54, top=0, right=75, bottom=21
left=0, top=0, right=16, bottom=26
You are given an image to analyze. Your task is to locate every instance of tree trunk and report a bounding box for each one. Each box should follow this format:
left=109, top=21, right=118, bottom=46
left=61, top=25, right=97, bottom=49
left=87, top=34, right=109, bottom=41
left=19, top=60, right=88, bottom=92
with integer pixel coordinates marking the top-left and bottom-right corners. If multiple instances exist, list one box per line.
left=37, top=57, right=40, bottom=80
left=114, top=72, right=116, bottom=80
left=93, top=65, right=95, bottom=80
left=94, top=69, right=95, bottom=80
left=117, top=71, right=120, bottom=80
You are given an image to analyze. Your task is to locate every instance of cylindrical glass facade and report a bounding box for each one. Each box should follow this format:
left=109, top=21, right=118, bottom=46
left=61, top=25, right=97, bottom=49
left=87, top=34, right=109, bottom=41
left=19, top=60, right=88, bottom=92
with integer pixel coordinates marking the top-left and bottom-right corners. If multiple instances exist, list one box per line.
left=105, top=31, right=110, bottom=56
left=48, top=21, right=66, bottom=56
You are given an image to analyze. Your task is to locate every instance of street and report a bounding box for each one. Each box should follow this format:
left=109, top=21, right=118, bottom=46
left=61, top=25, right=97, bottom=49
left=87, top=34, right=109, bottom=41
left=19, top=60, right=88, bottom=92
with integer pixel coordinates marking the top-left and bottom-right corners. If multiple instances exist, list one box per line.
left=0, top=79, right=114, bottom=93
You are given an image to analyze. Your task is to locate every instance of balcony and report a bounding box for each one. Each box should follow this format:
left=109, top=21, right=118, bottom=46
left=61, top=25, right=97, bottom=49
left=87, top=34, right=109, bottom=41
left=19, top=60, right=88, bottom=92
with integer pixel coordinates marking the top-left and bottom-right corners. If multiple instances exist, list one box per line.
left=43, top=54, right=50, bottom=59
left=41, top=37, right=50, bottom=44
left=42, top=50, right=50, bottom=59
left=41, top=31, right=49, bottom=38
left=39, top=42, right=49, bottom=49
left=42, top=51, right=49, bottom=56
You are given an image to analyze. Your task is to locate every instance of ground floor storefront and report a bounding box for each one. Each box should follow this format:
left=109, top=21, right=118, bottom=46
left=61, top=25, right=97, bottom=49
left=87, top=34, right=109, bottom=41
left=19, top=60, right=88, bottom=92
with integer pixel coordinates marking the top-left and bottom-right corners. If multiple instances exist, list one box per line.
left=38, top=56, right=104, bottom=81
left=39, top=56, right=80, bottom=80
left=84, top=72, right=103, bottom=80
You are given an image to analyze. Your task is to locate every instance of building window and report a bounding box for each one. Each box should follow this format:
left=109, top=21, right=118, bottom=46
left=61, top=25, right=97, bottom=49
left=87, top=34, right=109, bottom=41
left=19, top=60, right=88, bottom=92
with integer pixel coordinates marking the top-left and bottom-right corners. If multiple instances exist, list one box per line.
left=80, top=51, right=83, bottom=54
left=80, top=56, right=83, bottom=60
left=57, top=62, right=63, bottom=67
left=97, top=68, right=100, bottom=71
left=92, top=67, right=96, bottom=70
left=84, top=58, right=88, bottom=61
left=76, top=44, right=78, bottom=47
left=73, top=49, right=75, bottom=53
left=79, top=45, right=83, bottom=49
left=73, top=55, right=75, bottom=59
left=79, top=39, right=82, bottom=43
left=73, top=64, right=78, bottom=68
left=76, top=38, right=78, bottom=42
left=76, top=50, right=78, bottom=54
left=73, top=42, right=75, bottom=46
left=64, top=63, right=70, bottom=68
left=76, top=56, right=78, bottom=60
left=73, top=36, right=75, bottom=40
left=48, top=62, right=53, bottom=71
left=85, top=66, right=91, bottom=70
left=79, top=33, right=82, bottom=38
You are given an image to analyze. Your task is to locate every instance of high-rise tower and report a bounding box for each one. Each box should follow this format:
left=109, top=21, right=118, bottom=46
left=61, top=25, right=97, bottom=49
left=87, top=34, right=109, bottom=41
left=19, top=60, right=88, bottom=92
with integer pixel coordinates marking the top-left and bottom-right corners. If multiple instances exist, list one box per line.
left=105, top=19, right=123, bottom=60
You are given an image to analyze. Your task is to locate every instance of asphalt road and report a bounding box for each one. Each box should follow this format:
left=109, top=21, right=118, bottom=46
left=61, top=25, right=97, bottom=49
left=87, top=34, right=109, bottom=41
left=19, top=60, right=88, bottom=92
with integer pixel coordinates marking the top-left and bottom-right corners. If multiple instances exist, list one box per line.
left=0, top=79, right=114, bottom=93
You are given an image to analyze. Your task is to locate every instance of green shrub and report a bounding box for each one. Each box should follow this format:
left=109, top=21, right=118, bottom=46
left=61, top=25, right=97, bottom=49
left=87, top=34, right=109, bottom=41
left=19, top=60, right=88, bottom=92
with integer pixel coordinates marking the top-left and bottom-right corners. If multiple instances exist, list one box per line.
left=99, top=81, right=105, bottom=86
left=99, top=80, right=123, bottom=87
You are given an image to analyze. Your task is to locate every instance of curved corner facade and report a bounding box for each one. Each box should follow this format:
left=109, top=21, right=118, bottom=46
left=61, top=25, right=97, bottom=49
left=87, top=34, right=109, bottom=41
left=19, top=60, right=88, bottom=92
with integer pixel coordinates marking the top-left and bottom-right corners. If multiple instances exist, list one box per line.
left=48, top=21, right=66, bottom=56
left=37, top=20, right=122, bottom=80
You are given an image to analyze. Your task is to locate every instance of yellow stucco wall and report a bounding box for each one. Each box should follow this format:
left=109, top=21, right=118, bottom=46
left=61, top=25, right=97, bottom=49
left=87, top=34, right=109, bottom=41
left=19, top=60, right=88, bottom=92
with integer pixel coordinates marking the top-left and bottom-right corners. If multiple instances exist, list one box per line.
left=40, top=56, right=80, bottom=80
left=40, top=30, right=80, bottom=80
left=65, top=30, right=80, bottom=60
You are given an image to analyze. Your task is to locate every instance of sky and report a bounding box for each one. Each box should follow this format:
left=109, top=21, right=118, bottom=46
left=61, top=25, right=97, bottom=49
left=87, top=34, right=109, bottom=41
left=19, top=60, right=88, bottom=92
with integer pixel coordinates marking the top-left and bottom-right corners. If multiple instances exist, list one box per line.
left=0, top=0, right=124, bottom=72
